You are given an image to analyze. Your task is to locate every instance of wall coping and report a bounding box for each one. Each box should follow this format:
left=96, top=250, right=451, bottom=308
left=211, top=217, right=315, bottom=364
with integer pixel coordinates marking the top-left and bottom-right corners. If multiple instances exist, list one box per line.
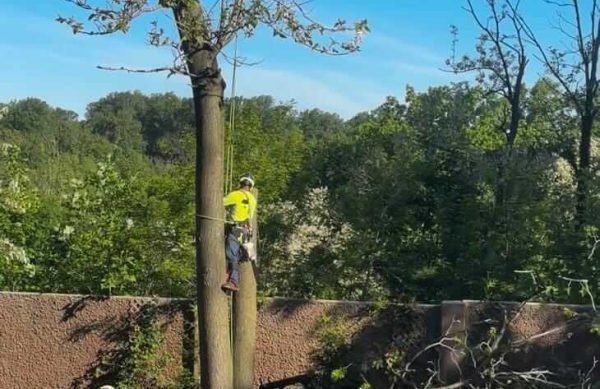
left=0, top=291, right=188, bottom=302
left=0, top=291, right=441, bottom=307
left=0, top=292, right=593, bottom=310
left=443, top=299, right=595, bottom=309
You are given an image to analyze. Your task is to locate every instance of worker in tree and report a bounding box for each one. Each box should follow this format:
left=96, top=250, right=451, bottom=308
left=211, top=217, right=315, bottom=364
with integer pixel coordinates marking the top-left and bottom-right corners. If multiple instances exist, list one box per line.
left=221, top=174, right=257, bottom=292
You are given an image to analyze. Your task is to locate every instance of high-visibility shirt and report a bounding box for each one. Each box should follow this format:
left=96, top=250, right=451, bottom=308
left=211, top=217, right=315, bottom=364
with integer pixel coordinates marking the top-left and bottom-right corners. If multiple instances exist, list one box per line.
left=223, top=189, right=257, bottom=223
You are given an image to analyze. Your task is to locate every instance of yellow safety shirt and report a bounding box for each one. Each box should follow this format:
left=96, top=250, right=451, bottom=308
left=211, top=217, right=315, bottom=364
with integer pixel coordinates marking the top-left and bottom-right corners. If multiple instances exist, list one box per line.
left=223, top=189, right=257, bottom=223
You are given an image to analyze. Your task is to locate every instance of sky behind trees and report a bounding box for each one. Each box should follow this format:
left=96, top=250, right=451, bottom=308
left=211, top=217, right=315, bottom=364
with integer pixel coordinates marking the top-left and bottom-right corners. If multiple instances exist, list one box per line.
left=1, top=1, right=561, bottom=118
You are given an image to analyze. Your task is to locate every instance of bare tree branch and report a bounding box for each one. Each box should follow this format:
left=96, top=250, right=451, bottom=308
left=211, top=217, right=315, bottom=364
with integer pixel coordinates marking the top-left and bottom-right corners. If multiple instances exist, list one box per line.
left=447, top=0, right=528, bottom=148
left=517, top=12, right=583, bottom=112
left=96, top=64, right=180, bottom=74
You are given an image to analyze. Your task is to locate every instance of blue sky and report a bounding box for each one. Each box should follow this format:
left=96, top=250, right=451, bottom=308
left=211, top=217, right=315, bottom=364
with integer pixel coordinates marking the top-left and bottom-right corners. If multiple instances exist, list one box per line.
left=0, top=1, right=562, bottom=119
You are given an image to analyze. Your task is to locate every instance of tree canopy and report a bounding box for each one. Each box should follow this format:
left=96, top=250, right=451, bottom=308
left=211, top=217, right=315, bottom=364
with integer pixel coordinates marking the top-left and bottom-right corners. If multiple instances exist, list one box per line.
left=0, top=82, right=597, bottom=303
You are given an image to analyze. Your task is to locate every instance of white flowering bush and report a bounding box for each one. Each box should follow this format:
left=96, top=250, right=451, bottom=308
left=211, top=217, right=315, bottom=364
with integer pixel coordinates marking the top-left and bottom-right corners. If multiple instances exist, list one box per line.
left=0, top=238, right=35, bottom=290
left=549, top=157, right=576, bottom=193
left=260, top=187, right=384, bottom=299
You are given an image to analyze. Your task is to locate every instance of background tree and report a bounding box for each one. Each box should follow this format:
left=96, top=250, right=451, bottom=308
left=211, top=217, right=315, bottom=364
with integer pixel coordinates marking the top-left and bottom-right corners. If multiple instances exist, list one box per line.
left=448, top=0, right=531, bottom=279
left=519, top=0, right=600, bottom=231
left=0, top=82, right=598, bottom=310
left=298, top=108, right=347, bottom=142
left=225, top=96, right=306, bottom=203
left=0, top=144, right=39, bottom=291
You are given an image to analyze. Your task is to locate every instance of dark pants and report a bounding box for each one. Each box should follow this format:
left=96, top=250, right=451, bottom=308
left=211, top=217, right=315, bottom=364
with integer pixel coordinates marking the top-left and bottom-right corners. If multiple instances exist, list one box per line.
left=225, top=225, right=249, bottom=284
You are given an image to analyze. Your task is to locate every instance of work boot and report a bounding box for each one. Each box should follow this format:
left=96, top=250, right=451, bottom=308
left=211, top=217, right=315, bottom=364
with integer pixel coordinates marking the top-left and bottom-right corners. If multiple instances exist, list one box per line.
left=221, top=280, right=239, bottom=292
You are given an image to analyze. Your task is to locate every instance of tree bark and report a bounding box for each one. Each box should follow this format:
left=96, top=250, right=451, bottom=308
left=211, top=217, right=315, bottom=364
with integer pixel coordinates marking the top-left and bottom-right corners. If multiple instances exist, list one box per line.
left=233, top=189, right=258, bottom=389
left=191, top=67, right=233, bottom=389
left=171, top=2, right=233, bottom=387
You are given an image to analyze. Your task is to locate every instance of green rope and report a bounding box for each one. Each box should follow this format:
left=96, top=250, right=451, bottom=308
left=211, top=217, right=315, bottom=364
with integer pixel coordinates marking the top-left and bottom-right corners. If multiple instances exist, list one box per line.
left=224, top=33, right=240, bottom=368
left=225, top=35, right=239, bottom=195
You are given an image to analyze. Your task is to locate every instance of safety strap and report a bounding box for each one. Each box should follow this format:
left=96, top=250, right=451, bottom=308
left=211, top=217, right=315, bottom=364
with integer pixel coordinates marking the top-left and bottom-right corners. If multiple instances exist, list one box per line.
left=196, top=214, right=234, bottom=224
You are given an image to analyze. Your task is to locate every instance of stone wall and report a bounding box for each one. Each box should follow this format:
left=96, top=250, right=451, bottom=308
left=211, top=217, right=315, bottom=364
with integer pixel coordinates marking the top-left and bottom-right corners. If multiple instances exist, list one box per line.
left=0, top=292, right=597, bottom=388
left=255, top=299, right=440, bottom=387
left=0, top=292, right=194, bottom=389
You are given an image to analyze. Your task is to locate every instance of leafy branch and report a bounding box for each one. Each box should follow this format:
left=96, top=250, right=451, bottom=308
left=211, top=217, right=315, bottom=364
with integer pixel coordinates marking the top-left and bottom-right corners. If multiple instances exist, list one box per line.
left=57, top=0, right=369, bottom=77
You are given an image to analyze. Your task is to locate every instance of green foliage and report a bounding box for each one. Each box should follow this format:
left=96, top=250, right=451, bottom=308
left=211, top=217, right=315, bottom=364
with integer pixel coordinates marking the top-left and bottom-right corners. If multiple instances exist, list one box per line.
left=95, top=304, right=195, bottom=389
left=86, top=91, right=195, bottom=161
left=0, top=143, right=39, bottom=290
left=262, top=80, right=600, bottom=304
left=0, top=79, right=599, bottom=306
left=310, top=304, right=435, bottom=388
left=113, top=320, right=171, bottom=389
left=312, top=313, right=351, bottom=384
left=330, top=367, right=347, bottom=382
left=298, top=108, right=346, bottom=141
left=225, top=96, right=306, bottom=203
left=46, top=160, right=194, bottom=296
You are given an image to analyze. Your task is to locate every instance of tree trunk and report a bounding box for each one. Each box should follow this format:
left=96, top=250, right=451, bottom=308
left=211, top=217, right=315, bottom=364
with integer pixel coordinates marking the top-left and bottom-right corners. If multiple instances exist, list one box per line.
left=506, top=102, right=520, bottom=149
left=576, top=114, right=592, bottom=226
left=190, top=59, right=233, bottom=389
left=170, top=1, right=233, bottom=386
left=233, top=189, right=258, bottom=389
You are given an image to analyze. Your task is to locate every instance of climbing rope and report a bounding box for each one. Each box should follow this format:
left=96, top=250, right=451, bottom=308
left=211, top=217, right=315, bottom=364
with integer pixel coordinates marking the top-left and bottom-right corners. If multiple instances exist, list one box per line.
left=224, top=33, right=240, bottom=362
left=196, top=214, right=231, bottom=223
left=225, top=35, right=239, bottom=195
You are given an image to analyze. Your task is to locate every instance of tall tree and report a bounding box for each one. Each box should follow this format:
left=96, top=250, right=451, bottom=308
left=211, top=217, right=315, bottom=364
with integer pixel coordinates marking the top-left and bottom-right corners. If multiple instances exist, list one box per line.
left=518, top=0, right=600, bottom=226
left=58, top=2, right=367, bottom=388
left=448, top=0, right=530, bottom=275
left=298, top=108, right=346, bottom=141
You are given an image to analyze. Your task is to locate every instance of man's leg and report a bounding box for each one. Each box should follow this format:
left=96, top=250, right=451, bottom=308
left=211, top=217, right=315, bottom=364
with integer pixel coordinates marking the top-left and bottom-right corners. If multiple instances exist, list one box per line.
left=223, top=231, right=241, bottom=291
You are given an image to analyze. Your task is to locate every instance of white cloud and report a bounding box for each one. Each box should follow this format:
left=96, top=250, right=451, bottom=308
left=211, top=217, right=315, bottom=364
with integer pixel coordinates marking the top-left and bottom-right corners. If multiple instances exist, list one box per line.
left=366, top=33, right=445, bottom=64
left=231, top=66, right=389, bottom=118
left=384, top=61, right=457, bottom=79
